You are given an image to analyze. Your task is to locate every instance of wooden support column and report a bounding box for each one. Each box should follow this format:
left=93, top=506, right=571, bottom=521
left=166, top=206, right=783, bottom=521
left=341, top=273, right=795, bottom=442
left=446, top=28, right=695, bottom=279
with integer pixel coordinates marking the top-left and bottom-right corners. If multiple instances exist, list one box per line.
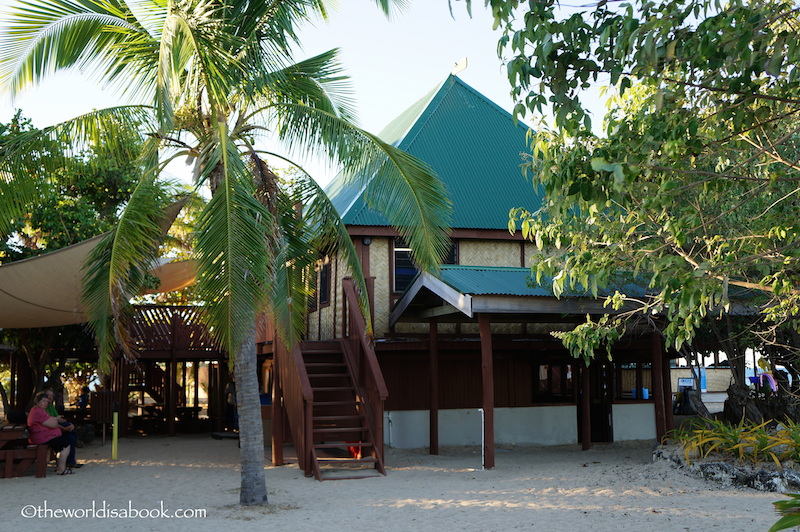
left=215, top=362, right=225, bottom=432
left=429, top=318, right=439, bottom=455
left=193, top=362, right=200, bottom=408
left=651, top=332, right=667, bottom=442
left=581, top=362, right=591, bottom=450
left=118, top=359, right=130, bottom=436
left=167, top=360, right=177, bottom=436
left=271, top=347, right=284, bottom=466
left=478, top=314, right=495, bottom=469
left=662, top=351, right=674, bottom=433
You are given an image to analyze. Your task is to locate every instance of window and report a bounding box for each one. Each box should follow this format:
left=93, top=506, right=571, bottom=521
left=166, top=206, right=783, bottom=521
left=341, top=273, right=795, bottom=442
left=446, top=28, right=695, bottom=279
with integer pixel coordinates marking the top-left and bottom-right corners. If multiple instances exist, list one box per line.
left=319, top=262, right=331, bottom=306
left=393, top=238, right=416, bottom=293
left=532, top=363, right=575, bottom=404
left=393, top=237, right=457, bottom=293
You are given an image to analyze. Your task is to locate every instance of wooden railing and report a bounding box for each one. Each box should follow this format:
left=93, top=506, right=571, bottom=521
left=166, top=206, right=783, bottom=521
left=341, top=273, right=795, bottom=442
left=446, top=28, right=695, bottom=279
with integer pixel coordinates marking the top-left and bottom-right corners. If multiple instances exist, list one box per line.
left=274, top=337, right=314, bottom=476
left=128, top=305, right=218, bottom=354
left=341, top=277, right=388, bottom=465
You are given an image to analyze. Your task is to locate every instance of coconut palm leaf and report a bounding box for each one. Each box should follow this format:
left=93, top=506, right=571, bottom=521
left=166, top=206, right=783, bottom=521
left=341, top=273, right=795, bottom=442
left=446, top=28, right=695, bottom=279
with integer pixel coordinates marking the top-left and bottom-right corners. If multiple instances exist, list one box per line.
left=81, top=139, right=175, bottom=371
left=263, top=103, right=452, bottom=271
left=193, top=124, right=273, bottom=357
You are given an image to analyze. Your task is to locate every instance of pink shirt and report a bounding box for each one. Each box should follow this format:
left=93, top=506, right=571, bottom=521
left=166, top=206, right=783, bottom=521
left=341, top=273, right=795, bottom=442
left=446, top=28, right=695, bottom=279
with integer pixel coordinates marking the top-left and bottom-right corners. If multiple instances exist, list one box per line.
left=27, top=407, right=61, bottom=444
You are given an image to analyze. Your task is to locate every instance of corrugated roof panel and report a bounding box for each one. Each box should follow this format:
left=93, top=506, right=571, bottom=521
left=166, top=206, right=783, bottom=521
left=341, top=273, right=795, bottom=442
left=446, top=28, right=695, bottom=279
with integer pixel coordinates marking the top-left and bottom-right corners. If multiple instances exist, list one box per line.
left=326, top=75, right=544, bottom=229
left=435, top=265, right=651, bottom=299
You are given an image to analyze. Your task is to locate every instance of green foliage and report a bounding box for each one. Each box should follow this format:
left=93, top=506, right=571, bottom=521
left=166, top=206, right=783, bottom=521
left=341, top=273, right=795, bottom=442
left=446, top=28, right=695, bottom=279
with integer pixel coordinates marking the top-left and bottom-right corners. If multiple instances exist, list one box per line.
left=667, top=418, right=800, bottom=467
left=0, top=110, right=142, bottom=262
left=461, top=0, right=800, bottom=362
left=771, top=493, right=800, bottom=532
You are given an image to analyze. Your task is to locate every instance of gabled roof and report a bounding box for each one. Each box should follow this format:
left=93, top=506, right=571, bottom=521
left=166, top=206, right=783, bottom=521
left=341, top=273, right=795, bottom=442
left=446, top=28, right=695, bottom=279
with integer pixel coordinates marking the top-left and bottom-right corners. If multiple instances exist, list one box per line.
left=326, top=75, right=544, bottom=230
left=390, top=265, right=759, bottom=325
left=389, top=265, right=646, bottom=325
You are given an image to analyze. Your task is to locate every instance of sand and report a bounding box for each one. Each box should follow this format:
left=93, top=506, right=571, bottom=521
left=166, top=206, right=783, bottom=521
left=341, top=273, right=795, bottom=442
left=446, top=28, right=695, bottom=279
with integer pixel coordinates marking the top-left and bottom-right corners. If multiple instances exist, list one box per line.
left=0, top=435, right=781, bottom=531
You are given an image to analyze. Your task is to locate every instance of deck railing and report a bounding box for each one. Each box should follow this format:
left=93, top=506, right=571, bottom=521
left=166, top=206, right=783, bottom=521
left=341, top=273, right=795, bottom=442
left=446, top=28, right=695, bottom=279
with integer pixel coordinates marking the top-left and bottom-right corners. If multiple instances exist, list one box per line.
left=341, top=277, right=388, bottom=464
left=129, top=305, right=218, bottom=354
left=274, top=337, right=314, bottom=475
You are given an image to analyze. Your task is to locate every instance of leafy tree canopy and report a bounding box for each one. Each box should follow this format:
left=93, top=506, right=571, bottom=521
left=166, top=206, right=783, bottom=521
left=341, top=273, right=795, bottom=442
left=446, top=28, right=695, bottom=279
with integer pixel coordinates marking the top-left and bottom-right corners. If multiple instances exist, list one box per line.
left=463, top=0, right=800, bottom=363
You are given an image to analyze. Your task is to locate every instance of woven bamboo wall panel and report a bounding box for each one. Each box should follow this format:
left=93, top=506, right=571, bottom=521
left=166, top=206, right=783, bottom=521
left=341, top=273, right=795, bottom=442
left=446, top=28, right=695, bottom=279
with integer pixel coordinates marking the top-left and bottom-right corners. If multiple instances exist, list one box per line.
left=460, top=240, right=519, bottom=267
left=395, top=322, right=429, bottom=334
left=523, top=242, right=540, bottom=268
left=371, top=238, right=391, bottom=336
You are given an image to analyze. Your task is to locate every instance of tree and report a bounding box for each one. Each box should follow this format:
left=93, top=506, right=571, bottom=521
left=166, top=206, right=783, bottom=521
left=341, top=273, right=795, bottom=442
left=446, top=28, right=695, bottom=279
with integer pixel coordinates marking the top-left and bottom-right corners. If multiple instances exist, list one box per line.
left=0, top=110, right=143, bottom=406
left=462, top=0, right=800, bottom=371
left=0, top=0, right=451, bottom=505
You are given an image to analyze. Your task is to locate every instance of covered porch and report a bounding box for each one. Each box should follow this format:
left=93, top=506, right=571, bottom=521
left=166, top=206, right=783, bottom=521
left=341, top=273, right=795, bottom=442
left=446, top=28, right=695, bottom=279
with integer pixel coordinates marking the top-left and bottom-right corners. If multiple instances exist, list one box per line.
left=387, top=265, right=674, bottom=469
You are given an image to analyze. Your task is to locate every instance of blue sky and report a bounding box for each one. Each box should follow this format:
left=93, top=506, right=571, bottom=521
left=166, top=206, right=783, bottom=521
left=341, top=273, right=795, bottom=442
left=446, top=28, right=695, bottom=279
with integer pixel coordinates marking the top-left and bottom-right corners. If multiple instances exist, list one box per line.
left=0, top=2, right=607, bottom=185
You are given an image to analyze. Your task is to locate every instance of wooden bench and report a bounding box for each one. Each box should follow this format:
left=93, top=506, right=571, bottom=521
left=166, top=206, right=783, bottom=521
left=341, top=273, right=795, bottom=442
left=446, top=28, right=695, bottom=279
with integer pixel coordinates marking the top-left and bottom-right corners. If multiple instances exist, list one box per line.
left=0, top=424, right=48, bottom=478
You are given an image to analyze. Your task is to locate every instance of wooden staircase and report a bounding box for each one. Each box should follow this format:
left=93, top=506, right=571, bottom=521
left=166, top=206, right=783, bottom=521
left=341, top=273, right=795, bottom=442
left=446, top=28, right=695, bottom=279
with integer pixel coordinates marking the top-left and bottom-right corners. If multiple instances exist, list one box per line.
left=303, top=341, right=385, bottom=480
left=273, top=277, right=387, bottom=481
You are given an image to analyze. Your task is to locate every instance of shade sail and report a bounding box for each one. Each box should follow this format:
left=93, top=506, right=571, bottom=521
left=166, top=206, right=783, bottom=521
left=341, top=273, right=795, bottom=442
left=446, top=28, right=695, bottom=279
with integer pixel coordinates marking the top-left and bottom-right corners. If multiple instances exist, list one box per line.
left=0, top=235, right=196, bottom=329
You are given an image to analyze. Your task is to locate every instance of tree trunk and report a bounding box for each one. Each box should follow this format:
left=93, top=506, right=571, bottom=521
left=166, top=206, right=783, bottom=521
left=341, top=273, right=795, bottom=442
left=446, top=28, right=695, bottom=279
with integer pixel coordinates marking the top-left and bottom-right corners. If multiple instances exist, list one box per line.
left=722, top=384, right=763, bottom=425
left=234, top=324, right=268, bottom=506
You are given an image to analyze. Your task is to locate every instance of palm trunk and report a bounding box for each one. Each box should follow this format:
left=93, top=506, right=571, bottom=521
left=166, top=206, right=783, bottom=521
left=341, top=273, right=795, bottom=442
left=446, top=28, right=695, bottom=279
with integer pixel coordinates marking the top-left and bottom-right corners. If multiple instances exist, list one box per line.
left=234, top=324, right=268, bottom=505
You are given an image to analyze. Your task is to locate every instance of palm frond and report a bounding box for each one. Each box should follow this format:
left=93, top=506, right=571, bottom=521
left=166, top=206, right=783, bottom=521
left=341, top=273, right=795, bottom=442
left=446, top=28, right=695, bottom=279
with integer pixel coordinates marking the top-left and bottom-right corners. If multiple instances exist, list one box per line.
left=82, top=138, right=175, bottom=371
left=286, top=169, right=373, bottom=334
left=193, top=123, right=274, bottom=359
left=0, top=0, right=161, bottom=99
left=259, top=103, right=452, bottom=272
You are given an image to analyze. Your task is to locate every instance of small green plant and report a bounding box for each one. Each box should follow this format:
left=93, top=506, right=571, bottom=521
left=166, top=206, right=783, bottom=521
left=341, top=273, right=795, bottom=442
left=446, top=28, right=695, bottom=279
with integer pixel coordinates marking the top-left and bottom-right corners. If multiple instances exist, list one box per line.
left=668, top=418, right=782, bottom=466
left=769, top=493, right=800, bottom=532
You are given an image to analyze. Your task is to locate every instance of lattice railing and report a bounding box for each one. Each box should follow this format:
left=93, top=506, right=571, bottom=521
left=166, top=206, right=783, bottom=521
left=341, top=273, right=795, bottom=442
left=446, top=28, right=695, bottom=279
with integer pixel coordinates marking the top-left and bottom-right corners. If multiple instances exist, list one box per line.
left=129, top=305, right=218, bottom=353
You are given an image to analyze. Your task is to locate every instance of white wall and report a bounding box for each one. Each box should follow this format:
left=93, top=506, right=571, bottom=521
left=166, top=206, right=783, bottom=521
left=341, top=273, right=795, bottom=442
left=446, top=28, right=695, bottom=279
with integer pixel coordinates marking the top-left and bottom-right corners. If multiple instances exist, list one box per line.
left=612, top=403, right=656, bottom=441
left=384, top=406, right=578, bottom=448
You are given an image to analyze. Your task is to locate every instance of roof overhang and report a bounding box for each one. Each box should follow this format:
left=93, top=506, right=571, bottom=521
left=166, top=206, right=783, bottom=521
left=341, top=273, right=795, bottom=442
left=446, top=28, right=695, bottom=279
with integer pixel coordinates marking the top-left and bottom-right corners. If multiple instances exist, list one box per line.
left=390, top=270, right=623, bottom=326
left=390, top=267, right=761, bottom=326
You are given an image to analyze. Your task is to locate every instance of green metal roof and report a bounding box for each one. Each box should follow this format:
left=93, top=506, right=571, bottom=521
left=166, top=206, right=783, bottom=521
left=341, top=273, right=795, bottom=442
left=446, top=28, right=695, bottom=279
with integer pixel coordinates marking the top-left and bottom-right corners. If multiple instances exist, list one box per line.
left=325, top=75, right=544, bottom=229
left=434, top=265, right=650, bottom=299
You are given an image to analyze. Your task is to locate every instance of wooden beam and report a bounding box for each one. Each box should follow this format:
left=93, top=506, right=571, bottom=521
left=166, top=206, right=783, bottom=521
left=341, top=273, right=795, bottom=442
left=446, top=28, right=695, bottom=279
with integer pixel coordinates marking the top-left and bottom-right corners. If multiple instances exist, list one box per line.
left=478, top=314, right=495, bottom=469
left=662, top=349, right=674, bottom=433
left=429, top=319, right=439, bottom=455
left=581, top=362, right=591, bottom=450
left=651, top=332, right=667, bottom=442
left=271, top=348, right=284, bottom=466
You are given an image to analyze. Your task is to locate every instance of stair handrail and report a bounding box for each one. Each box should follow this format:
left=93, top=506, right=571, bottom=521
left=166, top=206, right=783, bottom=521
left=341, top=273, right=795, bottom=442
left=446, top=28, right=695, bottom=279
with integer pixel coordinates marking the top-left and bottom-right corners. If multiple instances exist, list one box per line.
left=275, top=337, right=314, bottom=475
left=342, top=277, right=387, bottom=464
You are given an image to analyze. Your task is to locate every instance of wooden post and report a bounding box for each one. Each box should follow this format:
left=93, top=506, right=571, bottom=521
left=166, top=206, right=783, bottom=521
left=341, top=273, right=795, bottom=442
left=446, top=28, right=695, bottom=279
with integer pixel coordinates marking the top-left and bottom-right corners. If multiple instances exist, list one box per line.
left=193, top=362, right=200, bottom=409
left=271, top=347, right=284, bottom=466
left=478, top=314, right=495, bottom=469
left=651, top=332, right=667, bottom=442
left=429, top=318, right=439, bottom=455
left=662, top=350, right=674, bottom=433
left=167, top=360, right=177, bottom=436
left=581, top=362, right=591, bottom=450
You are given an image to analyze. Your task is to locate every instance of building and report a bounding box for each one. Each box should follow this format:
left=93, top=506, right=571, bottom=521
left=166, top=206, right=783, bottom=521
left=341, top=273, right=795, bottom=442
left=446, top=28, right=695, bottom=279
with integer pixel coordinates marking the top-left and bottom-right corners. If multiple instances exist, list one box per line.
left=267, top=75, right=673, bottom=478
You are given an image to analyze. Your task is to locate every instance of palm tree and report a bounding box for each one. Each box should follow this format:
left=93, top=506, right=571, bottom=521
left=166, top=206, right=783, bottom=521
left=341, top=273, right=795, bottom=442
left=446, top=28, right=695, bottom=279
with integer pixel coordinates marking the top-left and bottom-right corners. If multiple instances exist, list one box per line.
left=0, top=0, right=451, bottom=505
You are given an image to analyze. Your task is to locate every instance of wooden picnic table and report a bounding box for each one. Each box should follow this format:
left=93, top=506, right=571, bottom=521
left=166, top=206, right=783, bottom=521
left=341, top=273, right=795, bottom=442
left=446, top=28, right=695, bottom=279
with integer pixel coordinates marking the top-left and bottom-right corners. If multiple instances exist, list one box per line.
left=0, top=423, right=48, bottom=478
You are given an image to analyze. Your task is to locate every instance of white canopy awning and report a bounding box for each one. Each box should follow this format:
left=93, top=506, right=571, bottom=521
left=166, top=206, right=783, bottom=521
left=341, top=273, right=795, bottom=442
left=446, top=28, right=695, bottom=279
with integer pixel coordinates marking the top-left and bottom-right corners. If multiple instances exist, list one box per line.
left=0, top=233, right=196, bottom=328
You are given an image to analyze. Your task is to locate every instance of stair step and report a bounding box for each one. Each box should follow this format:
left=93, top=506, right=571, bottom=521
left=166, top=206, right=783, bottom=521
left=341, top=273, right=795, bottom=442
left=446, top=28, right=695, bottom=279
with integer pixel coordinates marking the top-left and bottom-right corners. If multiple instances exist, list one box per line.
left=308, top=373, right=349, bottom=379
left=305, top=362, right=346, bottom=367
left=314, top=415, right=362, bottom=422
left=315, top=442, right=373, bottom=449
left=314, top=426, right=366, bottom=433
left=315, top=401, right=361, bottom=406
left=319, top=469, right=381, bottom=480
left=317, top=457, right=378, bottom=464
left=314, top=386, right=354, bottom=392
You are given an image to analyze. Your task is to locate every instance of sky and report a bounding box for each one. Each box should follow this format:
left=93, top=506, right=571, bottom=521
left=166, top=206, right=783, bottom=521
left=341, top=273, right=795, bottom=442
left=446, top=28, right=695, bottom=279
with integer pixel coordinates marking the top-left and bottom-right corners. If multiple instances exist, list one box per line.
left=0, top=1, right=607, bottom=186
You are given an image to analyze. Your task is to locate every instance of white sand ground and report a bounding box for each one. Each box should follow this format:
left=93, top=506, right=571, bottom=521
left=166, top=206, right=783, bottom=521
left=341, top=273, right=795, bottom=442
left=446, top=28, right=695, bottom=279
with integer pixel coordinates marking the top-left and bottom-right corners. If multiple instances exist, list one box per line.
left=0, top=435, right=781, bottom=531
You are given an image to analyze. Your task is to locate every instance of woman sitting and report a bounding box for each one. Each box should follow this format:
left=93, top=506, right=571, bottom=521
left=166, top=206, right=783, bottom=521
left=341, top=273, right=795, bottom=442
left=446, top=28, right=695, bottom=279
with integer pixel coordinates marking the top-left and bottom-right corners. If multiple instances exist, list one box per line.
left=27, top=391, right=73, bottom=475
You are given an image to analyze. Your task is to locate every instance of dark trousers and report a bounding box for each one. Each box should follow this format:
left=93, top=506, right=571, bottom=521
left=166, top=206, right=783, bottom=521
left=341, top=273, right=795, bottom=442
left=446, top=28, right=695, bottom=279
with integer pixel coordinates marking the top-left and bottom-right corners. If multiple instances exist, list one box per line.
left=59, top=422, right=77, bottom=465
